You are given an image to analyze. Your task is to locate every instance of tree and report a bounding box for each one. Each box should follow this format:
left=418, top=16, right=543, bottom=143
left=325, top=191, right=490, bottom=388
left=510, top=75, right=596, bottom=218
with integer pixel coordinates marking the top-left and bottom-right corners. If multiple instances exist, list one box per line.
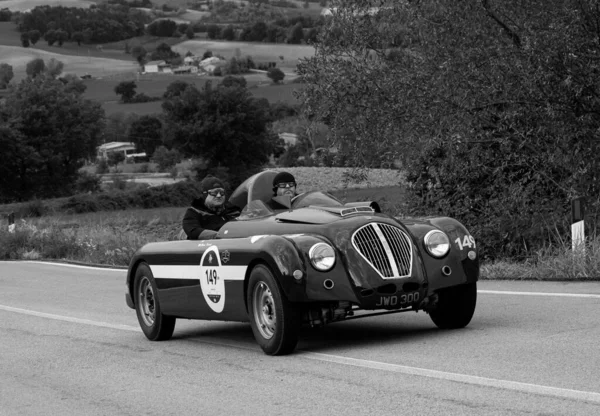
left=0, top=76, right=104, bottom=202
left=152, top=145, right=181, bottom=171
left=55, top=29, right=68, bottom=46
left=163, top=80, right=190, bottom=99
left=267, top=67, right=285, bottom=84
left=44, top=29, right=56, bottom=46
left=207, top=24, right=221, bottom=39
left=185, top=25, right=195, bottom=39
left=28, top=30, right=41, bottom=45
left=72, top=31, right=84, bottom=46
left=287, top=22, right=304, bottom=44
left=25, top=58, right=45, bottom=78
left=60, top=74, right=87, bottom=94
left=222, top=25, right=235, bottom=41
left=46, top=58, right=64, bottom=78
left=114, top=80, right=137, bottom=103
left=128, top=115, right=163, bottom=155
left=161, top=81, right=278, bottom=185
left=220, top=75, right=247, bottom=89
left=107, top=151, right=125, bottom=167
left=131, top=45, right=147, bottom=64
left=297, top=0, right=600, bottom=259
left=0, top=63, right=13, bottom=88
left=20, top=32, right=30, bottom=47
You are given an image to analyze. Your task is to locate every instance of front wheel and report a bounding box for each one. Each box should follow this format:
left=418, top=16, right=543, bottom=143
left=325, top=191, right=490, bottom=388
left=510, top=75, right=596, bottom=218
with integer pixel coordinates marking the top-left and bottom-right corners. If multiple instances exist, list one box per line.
left=247, top=265, right=300, bottom=355
left=134, top=263, right=176, bottom=341
left=429, top=282, right=477, bottom=329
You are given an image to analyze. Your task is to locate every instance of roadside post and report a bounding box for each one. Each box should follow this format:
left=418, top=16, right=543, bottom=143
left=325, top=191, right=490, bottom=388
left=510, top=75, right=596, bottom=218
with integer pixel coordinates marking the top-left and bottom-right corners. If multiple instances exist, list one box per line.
left=8, top=212, right=15, bottom=233
left=571, top=197, right=585, bottom=253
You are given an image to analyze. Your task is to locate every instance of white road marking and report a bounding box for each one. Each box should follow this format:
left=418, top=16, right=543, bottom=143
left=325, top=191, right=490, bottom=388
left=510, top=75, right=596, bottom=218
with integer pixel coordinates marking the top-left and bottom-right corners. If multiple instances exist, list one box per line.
left=479, top=290, right=600, bottom=299
left=298, top=352, right=600, bottom=404
left=0, top=305, right=138, bottom=332
left=18, top=261, right=125, bottom=272
left=2, top=303, right=600, bottom=404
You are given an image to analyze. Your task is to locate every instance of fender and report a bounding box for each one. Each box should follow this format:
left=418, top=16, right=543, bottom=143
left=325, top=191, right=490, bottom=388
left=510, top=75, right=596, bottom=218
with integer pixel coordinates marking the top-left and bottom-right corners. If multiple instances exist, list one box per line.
left=400, top=216, right=479, bottom=293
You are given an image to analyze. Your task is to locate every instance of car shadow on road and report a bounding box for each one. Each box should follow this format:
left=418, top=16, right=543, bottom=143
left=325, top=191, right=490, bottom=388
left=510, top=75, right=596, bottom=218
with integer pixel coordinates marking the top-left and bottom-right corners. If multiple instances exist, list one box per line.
left=168, top=312, right=470, bottom=353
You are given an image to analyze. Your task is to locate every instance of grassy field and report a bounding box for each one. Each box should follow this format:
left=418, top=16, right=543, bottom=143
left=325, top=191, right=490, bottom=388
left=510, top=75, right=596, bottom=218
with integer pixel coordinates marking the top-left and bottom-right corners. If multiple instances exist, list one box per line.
left=0, top=0, right=95, bottom=11
left=172, top=40, right=315, bottom=71
left=1, top=45, right=139, bottom=81
left=92, top=73, right=302, bottom=114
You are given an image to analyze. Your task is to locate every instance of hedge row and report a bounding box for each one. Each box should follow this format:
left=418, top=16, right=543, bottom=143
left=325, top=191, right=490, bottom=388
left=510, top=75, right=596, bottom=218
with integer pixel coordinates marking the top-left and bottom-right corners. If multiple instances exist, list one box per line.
left=59, top=181, right=202, bottom=214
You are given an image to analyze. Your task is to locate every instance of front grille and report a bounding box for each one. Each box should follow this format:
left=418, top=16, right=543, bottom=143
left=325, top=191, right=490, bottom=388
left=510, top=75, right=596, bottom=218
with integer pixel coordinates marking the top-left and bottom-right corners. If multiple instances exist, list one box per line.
left=352, top=223, right=413, bottom=278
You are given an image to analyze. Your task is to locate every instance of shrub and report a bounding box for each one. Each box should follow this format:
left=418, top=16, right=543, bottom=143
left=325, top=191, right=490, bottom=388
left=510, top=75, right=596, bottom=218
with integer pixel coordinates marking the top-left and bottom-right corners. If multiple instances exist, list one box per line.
left=18, top=199, right=47, bottom=218
left=153, top=146, right=182, bottom=172
left=267, top=67, right=285, bottom=84
left=75, top=171, right=102, bottom=193
left=96, top=158, right=109, bottom=174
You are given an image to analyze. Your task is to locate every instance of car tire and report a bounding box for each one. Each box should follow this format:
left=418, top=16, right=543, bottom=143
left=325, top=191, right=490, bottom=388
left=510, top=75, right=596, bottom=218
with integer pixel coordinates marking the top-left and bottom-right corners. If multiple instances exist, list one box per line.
left=247, top=264, right=300, bottom=355
left=429, top=282, right=477, bottom=329
left=133, top=263, right=176, bottom=341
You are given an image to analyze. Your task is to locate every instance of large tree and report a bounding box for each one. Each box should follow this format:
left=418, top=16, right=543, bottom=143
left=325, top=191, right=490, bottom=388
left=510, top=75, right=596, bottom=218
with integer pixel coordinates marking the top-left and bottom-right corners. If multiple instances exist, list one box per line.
left=297, top=0, right=600, bottom=258
left=162, top=82, right=279, bottom=183
left=0, top=76, right=105, bottom=202
left=128, top=115, right=163, bottom=156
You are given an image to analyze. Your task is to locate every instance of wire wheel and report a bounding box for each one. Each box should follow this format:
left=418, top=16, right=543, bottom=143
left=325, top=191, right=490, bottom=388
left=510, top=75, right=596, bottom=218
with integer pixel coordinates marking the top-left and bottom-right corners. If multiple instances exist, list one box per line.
left=137, top=275, right=156, bottom=327
left=252, top=281, right=276, bottom=340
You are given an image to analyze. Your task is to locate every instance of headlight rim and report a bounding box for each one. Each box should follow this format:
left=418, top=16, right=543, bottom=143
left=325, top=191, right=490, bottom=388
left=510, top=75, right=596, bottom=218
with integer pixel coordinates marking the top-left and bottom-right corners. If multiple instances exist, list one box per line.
left=423, top=230, right=450, bottom=258
left=308, top=242, right=336, bottom=272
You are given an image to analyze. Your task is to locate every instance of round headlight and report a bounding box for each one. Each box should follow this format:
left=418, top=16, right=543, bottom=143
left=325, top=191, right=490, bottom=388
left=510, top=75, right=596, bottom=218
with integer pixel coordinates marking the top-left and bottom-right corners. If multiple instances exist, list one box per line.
left=309, top=243, right=336, bottom=271
left=424, top=230, right=450, bottom=258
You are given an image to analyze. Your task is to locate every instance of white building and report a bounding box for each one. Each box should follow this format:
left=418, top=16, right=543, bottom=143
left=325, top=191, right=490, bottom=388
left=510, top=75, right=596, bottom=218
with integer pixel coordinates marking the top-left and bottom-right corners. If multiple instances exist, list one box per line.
left=97, top=142, right=136, bottom=160
left=143, top=60, right=168, bottom=73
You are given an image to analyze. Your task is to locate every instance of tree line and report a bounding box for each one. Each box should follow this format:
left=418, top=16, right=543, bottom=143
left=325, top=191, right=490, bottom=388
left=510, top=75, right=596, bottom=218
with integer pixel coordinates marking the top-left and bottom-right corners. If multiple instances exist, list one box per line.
left=14, top=4, right=150, bottom=45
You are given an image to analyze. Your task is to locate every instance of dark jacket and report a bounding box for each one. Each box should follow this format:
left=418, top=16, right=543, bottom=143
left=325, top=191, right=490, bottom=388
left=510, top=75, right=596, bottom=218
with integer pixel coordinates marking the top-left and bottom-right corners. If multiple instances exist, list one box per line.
left=182, top=198, right=240, bottom=240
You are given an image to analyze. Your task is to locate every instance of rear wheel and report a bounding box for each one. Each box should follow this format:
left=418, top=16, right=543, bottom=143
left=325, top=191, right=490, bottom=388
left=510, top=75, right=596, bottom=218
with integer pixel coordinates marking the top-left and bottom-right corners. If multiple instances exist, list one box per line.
left=429, top=282, right=477, bottom=329
left=134, top=263, right=176, bottom=341
left=247, top=265, right=300, bottom=355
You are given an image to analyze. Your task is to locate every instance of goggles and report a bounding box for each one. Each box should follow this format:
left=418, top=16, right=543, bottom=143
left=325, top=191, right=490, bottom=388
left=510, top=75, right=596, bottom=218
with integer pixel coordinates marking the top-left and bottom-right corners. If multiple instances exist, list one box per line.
left=206, top=188, right=225, bottom=197
left=276, top=182, right=296, bottom=189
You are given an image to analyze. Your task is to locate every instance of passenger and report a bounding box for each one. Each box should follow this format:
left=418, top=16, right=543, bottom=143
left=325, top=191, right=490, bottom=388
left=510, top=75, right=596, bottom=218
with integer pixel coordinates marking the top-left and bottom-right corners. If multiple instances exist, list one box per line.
left=266, top=171, right=298, bottom=211
left=182, top=176, right=240, bottom=240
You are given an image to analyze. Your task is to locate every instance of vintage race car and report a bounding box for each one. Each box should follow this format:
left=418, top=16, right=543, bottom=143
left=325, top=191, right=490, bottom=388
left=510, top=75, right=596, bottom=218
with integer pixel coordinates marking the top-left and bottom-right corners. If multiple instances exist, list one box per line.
left=125, top=170, right=478, bottom=355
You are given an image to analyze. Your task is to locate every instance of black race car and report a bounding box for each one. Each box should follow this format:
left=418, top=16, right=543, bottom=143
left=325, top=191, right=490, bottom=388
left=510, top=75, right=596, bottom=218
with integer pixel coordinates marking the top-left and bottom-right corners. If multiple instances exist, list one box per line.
left=126, top=170, right=478, bottom=355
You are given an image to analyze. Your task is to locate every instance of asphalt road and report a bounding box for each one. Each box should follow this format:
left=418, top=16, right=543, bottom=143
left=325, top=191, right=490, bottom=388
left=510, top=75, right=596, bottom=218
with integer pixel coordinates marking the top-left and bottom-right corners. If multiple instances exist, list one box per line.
left=1, top=261, right=599, bottom=416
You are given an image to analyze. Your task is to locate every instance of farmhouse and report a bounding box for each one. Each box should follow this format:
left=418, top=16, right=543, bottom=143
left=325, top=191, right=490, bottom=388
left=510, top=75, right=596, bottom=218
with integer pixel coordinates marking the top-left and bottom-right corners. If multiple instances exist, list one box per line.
left=97, top=142, right=136, bottom=160
left=143, top=60, right=169, bottom=73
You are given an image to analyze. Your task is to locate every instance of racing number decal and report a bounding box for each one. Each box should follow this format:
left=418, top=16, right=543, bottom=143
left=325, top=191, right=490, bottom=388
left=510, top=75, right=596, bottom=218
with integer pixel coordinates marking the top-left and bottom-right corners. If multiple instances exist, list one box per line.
left=454, top=235, right=476, bottom=250
left=199, top=246, right=226, bottom=313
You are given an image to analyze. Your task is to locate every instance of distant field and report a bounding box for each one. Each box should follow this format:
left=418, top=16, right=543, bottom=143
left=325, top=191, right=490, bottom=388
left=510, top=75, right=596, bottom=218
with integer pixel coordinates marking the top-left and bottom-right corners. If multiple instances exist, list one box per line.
left=172, top=40, right=315, bottom=70
left=0, top=0, right=95, bottom=11
left=96, top=77, right=301, bottom=115
left=0, top=45, right=139, bottom=80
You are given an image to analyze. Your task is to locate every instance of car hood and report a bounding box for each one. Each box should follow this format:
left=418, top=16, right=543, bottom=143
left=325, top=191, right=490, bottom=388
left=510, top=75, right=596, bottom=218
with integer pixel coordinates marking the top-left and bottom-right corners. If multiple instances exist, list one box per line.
left=275, top=206, right=372, bottom=224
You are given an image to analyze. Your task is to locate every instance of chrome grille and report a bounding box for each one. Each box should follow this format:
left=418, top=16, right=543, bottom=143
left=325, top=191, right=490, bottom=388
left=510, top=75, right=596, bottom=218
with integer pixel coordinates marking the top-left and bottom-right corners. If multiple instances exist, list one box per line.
left=352, top=223, right=413, bottom=278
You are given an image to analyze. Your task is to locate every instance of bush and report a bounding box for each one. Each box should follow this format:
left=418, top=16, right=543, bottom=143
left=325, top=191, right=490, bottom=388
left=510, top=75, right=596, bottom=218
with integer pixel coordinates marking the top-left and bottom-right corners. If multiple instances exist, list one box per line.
left=75, top=171, right=102, bottom=193
left=152, top=146, right=182, bottom=172
left=18, top=199, right=48, bottom=218
left=267, top=67, right=285, bottom=84
left=96, top=158, right=109, bottom=174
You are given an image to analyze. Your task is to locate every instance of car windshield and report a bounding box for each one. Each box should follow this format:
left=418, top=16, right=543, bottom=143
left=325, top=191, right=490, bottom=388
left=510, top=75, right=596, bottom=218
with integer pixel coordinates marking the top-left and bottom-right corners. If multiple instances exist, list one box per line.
left=291, top=191, right=344, bottom=209
left=237, top=199, right=275, bottom=221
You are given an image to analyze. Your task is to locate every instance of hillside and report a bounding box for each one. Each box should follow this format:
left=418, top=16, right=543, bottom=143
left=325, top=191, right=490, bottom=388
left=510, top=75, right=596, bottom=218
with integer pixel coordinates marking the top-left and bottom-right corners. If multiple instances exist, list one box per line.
left=0, top=45, right=139, bottom=80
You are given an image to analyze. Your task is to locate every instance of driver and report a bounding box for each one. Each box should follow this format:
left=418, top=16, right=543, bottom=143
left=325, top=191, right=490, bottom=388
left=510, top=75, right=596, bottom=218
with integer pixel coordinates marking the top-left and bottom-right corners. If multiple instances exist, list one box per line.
left=266, top=171, right=298, bottom=211
left=182, top=175, right=240, bottom=240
